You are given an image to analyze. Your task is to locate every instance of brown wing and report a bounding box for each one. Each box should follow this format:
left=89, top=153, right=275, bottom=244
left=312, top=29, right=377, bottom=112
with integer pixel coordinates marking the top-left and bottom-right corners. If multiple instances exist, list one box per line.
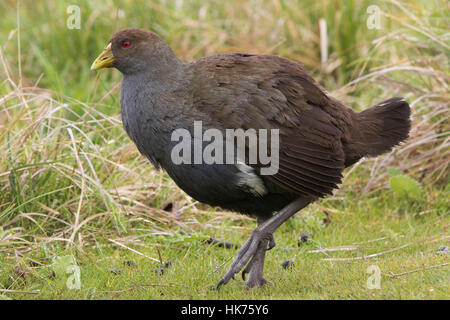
left=187, top=53, right=347, bottom=198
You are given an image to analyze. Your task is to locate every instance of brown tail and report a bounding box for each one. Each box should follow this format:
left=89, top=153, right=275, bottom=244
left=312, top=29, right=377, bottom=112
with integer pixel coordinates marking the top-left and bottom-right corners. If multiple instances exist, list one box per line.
left=358, top=97, right=411, bottom=157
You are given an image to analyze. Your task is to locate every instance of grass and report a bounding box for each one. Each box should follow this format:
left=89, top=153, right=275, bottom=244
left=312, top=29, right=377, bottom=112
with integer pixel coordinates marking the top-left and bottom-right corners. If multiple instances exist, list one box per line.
left=0, top=0, right=448, bottom=299
left=1, top=189, right=448, bottom=299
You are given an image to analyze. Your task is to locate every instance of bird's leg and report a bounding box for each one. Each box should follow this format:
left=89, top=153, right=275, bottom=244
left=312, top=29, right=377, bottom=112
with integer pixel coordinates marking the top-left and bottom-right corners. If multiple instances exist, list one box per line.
left=242, top=237, right=270, bottom=288
left=217, top=197, right=312, bottom=289
left=241, top=217, right=274, bottom=288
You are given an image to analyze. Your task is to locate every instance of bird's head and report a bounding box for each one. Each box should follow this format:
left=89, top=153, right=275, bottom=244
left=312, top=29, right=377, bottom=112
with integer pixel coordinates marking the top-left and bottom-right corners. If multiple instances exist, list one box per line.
left=91, top=28, right=178, bottom=75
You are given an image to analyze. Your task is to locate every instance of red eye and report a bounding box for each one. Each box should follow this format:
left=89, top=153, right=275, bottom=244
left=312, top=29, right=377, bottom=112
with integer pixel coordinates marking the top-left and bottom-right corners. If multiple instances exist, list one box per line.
left=122, top=41, right=130, bottom=48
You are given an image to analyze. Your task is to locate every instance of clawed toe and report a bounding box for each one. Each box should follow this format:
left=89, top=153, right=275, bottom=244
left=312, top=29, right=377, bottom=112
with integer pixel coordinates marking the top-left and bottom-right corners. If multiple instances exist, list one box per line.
left=246, top=277, right=272, bottom=290
left=217, top=230, right=274, bottom=290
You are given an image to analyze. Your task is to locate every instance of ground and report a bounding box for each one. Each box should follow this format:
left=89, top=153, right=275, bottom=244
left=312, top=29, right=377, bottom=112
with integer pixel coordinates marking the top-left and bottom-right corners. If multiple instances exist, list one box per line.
left=1, top=185, right=448, bottom=299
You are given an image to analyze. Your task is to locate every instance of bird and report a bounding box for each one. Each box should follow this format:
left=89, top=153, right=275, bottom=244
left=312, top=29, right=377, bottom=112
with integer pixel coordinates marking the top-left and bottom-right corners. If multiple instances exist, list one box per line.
left=91, top=28, right=411, bottom=289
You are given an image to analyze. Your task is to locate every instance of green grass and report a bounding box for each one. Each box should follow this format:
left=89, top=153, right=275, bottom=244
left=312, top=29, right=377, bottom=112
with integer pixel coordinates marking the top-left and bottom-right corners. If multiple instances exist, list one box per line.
left=1, top=188, right=448, bottom=299
left=0, top=0, right=449, bottom=299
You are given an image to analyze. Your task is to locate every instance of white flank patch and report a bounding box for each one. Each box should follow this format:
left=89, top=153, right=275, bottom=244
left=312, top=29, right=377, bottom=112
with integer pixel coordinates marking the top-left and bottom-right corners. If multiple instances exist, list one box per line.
left=235, top=161, right=267, bottom=196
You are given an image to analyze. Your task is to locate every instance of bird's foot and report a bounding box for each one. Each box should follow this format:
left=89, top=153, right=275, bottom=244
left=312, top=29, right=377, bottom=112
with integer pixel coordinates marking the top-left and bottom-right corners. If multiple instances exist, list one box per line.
left=217, top=198, right=312, bottom=289
left=243, top=248, right=273, bottom=289
left=245, top=277, right=272, bottom=291
left=217, top=230, right=274, bottom=289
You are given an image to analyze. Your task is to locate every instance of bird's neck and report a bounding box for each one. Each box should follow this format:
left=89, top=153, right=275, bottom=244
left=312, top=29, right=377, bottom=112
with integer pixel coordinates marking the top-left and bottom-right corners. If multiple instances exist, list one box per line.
left=120, top=53, right=187, bottom=127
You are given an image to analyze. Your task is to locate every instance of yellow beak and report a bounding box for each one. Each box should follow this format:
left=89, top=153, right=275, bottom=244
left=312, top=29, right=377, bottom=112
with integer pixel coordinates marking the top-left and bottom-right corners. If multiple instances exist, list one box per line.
left=90, top=43, right=114, bottom=70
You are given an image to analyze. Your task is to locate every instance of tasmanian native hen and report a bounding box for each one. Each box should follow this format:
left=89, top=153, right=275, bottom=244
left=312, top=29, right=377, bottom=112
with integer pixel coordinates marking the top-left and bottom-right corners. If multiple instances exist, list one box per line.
left=91, top=28, right=411, bottom=289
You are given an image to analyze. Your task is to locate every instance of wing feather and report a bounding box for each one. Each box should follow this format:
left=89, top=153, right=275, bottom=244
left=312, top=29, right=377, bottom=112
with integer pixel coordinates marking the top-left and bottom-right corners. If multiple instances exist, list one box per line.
left=188, top=53, right=347, bottom=198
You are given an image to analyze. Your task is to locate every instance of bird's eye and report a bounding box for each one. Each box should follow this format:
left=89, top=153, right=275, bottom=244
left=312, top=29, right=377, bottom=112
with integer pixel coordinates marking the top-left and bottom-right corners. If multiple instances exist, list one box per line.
left=122, top=41, right=131, bottom=48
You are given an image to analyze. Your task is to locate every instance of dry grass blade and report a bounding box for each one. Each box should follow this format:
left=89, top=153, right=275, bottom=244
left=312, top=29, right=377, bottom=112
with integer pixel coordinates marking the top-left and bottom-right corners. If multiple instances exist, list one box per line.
left=321, top=235, right=449, bottom=262
left=108, top=238, right=160, bottom=263
left=0, top=289, right=40, bottom=295
left=308, top=246, right=371, bottom=253
left=67, top=128, right=85, bottom=248
left=386, top=262, right=450, bottom=278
